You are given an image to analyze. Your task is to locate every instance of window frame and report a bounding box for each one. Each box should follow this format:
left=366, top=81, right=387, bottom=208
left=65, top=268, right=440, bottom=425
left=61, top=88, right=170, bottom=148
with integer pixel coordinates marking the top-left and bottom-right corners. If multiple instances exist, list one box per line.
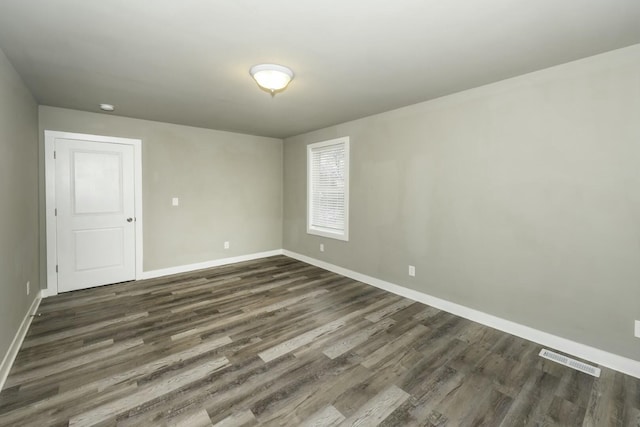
left=306, top=136, right=350, bottom=241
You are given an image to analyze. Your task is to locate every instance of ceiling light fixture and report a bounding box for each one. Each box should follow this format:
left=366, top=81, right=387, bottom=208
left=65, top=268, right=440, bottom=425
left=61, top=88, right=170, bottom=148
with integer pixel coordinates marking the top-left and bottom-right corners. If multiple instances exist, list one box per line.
left=99, top=103, right=115, bottom=112
left=249, top=64, right=294, bottom=96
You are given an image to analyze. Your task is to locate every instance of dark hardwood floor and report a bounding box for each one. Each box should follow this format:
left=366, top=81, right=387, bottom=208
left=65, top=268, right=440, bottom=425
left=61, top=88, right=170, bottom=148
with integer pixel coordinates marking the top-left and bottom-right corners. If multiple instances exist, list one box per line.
left=0, top=255, right=638, bottom=426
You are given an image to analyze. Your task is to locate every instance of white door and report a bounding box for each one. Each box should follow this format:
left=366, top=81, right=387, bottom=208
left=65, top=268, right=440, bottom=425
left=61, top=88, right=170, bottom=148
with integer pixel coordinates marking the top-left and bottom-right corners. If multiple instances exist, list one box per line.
left=55, top=138, right=136, bottom=292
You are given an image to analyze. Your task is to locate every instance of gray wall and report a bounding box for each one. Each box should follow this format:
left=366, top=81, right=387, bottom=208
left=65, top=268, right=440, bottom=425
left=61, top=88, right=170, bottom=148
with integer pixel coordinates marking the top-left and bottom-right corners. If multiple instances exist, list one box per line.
left=39, top=107, right=283, bottom=275
left=0, top=48, right=39, bottom=358
left=283, top=45, right=640, bottom=360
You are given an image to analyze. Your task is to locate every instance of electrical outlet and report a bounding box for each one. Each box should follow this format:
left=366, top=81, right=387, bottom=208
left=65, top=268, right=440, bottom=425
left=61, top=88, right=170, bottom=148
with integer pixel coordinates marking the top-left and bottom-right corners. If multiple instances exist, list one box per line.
left=408, top=265, right=416, bottom=277
left=26, top=281, right=30, bottom=296
left=224, top=241, right=230, bottom=249
left=635, top=320, right=640, bottom=338
left=320, top=244, right=324, bottom=252
left=172, top=197, right=179, bottom=206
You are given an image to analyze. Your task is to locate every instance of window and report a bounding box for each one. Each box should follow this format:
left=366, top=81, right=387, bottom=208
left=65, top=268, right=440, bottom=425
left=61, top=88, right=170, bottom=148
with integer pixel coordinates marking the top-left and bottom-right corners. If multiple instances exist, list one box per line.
left=307, top=137, right=350, bottom=241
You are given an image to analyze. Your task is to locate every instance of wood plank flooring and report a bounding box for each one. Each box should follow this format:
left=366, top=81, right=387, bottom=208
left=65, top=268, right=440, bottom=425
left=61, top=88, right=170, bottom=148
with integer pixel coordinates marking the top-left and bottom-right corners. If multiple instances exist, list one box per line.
left=0, top=255, right=638, bottom=426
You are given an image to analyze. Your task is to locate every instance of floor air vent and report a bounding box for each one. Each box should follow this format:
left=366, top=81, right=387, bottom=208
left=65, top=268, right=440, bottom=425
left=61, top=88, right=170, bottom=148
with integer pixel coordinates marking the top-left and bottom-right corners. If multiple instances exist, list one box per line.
left=539, top=349, right=600, bottom=377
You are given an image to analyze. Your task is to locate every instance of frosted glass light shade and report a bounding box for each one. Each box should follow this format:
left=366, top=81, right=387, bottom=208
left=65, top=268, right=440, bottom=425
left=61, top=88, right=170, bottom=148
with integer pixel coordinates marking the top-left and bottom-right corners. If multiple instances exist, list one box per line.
left=249, top=64, right=294, bottom=93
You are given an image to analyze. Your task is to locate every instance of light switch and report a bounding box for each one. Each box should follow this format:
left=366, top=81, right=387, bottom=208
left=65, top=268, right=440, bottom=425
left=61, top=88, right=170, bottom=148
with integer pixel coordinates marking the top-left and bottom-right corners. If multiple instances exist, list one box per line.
left=172, top=197, right=179, bottom=206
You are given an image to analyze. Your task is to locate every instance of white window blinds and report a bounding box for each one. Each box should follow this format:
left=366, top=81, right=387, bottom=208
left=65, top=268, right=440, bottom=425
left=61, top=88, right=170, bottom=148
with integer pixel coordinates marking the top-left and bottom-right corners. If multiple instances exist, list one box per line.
left=307, top=137, right=350, bottom=241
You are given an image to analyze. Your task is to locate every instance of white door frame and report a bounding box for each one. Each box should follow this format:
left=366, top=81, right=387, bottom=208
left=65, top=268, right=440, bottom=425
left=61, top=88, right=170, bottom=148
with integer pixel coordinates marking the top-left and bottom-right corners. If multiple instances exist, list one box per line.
left=44, top=130, right=143, bottom=296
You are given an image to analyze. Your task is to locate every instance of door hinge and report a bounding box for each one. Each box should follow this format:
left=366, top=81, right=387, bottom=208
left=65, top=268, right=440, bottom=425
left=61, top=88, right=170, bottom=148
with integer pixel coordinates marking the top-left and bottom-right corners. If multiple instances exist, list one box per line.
left=55, top=265, right=58, bottom=273
left=54, top=208, right=57, bottom=216
left=53, top=151, right=56, bottom=159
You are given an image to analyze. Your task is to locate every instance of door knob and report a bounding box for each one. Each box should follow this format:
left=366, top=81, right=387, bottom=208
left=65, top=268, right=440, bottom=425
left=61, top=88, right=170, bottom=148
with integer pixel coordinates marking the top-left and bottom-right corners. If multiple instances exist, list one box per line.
left=127, top=218, right=133, bottom=222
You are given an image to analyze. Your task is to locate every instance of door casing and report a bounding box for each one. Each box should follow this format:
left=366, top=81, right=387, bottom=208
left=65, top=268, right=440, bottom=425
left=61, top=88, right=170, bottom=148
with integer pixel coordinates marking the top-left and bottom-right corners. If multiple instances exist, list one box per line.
left=44, top=130, right=143, bottom=296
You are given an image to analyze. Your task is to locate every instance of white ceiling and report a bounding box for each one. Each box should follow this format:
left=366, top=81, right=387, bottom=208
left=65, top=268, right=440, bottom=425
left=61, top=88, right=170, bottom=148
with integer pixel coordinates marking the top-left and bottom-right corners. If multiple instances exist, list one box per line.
left=0, top=0, right=639, bottom=139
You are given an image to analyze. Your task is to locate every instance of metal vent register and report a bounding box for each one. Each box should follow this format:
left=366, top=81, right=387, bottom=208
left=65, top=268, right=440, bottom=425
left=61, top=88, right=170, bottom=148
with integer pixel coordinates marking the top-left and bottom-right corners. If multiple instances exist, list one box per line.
left=539, top=349, right=601, bottom=377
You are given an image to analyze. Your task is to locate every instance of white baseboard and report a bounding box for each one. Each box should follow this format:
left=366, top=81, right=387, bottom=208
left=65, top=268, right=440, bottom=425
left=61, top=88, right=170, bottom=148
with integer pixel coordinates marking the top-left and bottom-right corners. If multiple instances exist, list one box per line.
left=0, top=291, right=42, bottom=391
left=283, top=250, right=640, bottom=379
left=41, top=250, right=285, bottom=297
left=41, top=288, right=56, bottom=298
left=139, top=249, right=284, bottom=280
